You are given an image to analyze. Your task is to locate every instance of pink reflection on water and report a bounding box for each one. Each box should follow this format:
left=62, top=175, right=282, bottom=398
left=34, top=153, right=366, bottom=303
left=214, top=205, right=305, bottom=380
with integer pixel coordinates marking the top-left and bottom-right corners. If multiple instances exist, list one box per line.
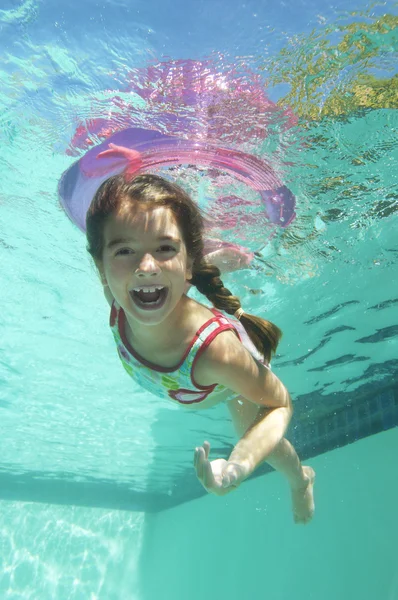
left=68, top=58, right=297, bottom=154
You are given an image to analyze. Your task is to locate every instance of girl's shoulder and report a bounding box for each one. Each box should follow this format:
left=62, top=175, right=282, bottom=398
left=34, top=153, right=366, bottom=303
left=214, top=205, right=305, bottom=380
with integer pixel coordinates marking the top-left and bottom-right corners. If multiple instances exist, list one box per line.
left=183, top=297, right=218, bottom=330
left=193, top=324, right=278, bottom=408
left=190, top=300, right=248, bottom=388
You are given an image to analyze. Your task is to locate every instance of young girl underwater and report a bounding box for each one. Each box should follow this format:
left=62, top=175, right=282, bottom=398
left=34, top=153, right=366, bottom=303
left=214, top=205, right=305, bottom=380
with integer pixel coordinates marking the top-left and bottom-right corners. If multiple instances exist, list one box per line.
left=86, top=173, right=315, bottom=524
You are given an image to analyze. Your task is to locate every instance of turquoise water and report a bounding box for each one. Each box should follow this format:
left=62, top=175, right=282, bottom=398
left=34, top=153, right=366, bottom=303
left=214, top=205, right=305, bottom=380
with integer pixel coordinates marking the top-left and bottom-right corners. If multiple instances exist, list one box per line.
left=0, top=0, right=397, bottom=597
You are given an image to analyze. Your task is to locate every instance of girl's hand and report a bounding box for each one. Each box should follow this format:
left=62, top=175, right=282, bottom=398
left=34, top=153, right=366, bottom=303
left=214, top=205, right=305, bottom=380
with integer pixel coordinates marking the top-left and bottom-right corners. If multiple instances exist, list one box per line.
left=194, top=441, right=249, bottom=496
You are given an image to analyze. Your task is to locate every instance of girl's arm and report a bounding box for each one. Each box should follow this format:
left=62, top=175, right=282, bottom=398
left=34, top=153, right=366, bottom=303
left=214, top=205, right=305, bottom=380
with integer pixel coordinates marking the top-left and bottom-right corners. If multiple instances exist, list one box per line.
left=195, top=328, right=291, bottom=410
left=226, top=399, right=292, bottom=479
left=194, top=330, right=293, bottom=489
left=195, top=403, right=293, bottom=493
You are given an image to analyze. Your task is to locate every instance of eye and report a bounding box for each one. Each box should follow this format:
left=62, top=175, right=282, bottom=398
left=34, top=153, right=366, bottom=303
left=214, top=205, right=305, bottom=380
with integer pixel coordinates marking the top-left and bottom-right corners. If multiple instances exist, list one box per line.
left=158, top=245, right=176, bottom=253
left=115, top=248, right=135, bottom=256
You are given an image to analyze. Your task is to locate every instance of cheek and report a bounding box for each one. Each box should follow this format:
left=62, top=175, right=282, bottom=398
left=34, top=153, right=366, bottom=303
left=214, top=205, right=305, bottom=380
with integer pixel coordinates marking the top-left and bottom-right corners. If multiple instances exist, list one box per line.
left=106, top=258, right=135, bottom=280
left=170, top=256, right=189, bottom=276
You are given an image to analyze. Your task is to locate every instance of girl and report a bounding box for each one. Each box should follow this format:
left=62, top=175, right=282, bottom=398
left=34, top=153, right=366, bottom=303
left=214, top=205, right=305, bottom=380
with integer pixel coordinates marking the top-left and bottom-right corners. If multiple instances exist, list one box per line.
left=86, top=173, right=315, bottom=524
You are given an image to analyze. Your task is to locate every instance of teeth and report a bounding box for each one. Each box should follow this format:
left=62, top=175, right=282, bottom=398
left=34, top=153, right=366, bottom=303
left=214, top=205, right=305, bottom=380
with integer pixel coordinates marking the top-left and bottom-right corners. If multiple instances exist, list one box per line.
left=132, top=286, right=165, bottom=292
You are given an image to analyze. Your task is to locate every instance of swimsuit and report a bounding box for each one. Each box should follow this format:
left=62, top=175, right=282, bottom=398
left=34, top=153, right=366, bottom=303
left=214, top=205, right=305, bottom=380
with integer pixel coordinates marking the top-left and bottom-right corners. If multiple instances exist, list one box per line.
left=109, top=301, right=266, bottom=406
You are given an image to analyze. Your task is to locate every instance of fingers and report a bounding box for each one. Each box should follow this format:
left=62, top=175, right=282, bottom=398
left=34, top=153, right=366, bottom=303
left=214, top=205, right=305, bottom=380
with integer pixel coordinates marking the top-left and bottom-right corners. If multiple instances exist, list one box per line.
left=194, top=441, right=210, bottom=470
left=202, top=458, right=216, bottom=489
left=194, top=445, right=207, bottom=480
left=193, top=446, right=200, bottom=472
left=194, top=443, right=215, bottom=490
left=222, top=463, right=243, bottom=489
left=193, top=446, right=203, bottom=478
left=203, top=440, right=210, bottom=459
left=221, top=464, right=237, bottom=488
left=193, top=445, right=243, bottom=496
left=222, top=472, right=237, bottom=488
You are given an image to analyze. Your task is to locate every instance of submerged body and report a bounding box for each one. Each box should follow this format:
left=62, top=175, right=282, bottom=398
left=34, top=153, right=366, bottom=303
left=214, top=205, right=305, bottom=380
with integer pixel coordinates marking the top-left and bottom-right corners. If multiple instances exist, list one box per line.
left=87, top=173, right=315, bottom=523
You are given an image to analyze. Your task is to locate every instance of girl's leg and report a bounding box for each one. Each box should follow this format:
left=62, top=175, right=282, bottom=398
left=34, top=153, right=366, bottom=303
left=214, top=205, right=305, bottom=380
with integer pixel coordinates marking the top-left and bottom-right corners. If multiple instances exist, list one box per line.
left=265, top=437, right=315, bottom=524
left=228, top=397, right=315, bottom=523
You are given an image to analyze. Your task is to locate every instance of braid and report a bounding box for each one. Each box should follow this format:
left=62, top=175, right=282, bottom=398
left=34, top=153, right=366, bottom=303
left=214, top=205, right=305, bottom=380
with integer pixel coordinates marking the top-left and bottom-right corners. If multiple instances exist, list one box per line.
left=190, top=260, right=282, bottom=362
left=190, top=262, right=241, bottom=313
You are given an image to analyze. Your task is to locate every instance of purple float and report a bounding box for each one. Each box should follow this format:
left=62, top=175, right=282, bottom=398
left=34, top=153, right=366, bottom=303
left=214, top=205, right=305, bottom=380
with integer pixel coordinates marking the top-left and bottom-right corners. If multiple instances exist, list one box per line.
left=60, top=59, right=297, bottom=269
left=59, top=127, right=296, bottom=235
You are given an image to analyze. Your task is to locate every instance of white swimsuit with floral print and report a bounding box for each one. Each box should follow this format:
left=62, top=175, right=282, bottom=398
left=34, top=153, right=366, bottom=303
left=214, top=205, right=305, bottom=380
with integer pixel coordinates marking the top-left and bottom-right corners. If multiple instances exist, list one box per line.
left=109, top=301, right=249, bottom=405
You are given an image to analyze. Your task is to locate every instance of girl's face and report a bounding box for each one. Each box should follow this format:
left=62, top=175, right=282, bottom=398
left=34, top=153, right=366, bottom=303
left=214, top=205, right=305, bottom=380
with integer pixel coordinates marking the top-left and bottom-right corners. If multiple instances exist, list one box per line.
left=100, top=201, right=193, bottom=327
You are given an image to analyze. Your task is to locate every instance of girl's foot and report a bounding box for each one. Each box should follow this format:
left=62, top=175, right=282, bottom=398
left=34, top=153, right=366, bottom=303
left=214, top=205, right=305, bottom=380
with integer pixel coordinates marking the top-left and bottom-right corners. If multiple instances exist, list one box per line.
left=291, top=466, right=315, bottom=524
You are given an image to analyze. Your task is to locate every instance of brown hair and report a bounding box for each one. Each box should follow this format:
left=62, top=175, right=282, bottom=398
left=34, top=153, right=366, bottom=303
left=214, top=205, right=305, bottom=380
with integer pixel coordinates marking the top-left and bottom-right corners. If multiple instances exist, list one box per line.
left=86, top=173, right=282, bottom=362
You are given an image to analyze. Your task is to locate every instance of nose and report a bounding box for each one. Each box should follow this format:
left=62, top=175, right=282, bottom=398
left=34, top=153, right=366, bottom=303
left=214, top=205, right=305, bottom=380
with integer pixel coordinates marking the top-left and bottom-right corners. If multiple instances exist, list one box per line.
left=135, top=253, right=161, bottom=277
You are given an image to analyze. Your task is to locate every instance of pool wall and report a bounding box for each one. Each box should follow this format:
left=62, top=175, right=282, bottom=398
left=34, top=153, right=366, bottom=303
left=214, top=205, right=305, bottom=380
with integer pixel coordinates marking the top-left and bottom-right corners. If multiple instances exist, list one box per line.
left=0, top=427, right=396, bottom=599
left=139, top=427, right=398, bottom=600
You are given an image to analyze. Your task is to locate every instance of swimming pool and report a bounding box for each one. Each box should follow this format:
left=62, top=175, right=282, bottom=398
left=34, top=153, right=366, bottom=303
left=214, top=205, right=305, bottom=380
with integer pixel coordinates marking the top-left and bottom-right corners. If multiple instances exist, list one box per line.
left=0, top=0, right=397, bottom=598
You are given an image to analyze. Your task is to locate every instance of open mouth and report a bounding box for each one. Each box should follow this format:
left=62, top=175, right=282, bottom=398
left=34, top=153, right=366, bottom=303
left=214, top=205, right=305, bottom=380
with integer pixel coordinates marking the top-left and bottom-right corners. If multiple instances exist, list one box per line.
left=130, top=286, right=168, bottom=310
